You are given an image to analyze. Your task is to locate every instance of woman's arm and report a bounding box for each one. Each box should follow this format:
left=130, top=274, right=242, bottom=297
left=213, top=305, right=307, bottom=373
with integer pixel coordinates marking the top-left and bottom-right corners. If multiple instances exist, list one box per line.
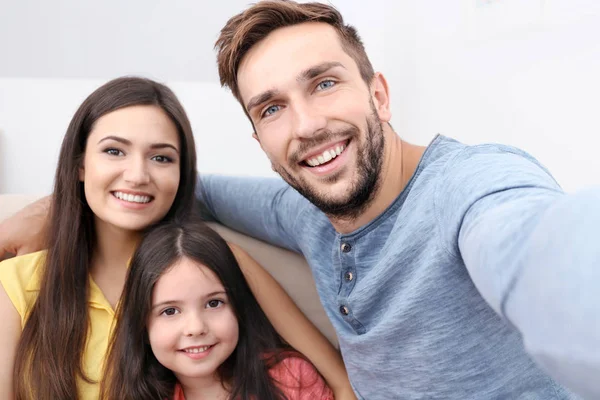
left=0, top=284, right=21, bottom=399
left=229, top=243, right=356, bottom=400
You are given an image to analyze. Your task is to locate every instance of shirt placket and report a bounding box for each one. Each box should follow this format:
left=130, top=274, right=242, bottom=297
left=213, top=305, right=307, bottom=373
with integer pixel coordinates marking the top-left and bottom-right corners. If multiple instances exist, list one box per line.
left=336, top=236, right=365, bottom=334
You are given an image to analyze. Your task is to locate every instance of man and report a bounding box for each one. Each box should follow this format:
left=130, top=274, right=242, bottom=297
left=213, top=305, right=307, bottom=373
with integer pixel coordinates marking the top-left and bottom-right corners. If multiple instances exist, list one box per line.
left=1, top=1, right=599, bottom=399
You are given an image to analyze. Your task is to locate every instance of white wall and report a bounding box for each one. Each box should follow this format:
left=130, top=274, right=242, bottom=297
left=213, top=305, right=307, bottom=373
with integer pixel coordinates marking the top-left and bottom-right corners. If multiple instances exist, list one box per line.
left=384, top=0, right=600, bottom=191
left=1, top=0, right=599, bottom=194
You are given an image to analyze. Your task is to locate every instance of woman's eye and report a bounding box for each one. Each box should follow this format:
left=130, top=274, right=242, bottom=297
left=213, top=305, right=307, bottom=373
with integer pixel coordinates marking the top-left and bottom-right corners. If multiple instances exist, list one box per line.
left=105, top=148, right=123, bottom=156
left=152, top=155, right=172, bottom=163
left=317, top=80, right=336, bottom=91
left=206, top=299, right=224, bottom=309
left=262, top=105, right=281, bottom=118
left=161, top=307, right=179, bottom=316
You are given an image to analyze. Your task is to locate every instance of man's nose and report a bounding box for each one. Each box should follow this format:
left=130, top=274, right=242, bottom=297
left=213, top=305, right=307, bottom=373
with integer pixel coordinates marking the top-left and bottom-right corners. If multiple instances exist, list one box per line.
left=291, top=99, right=327, bottom=140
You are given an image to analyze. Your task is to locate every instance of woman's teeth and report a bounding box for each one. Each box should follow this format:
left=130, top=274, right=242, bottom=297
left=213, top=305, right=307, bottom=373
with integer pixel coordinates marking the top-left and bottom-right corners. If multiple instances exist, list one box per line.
left=113, top=191, right=152, bottom=204
left=306, top=144, right=346, bottom=167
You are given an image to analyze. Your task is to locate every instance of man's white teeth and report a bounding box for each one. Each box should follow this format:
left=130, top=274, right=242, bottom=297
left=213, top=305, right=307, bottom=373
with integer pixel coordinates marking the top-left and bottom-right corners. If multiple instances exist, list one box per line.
left=113, top=191, right=151, bottom=204
left=184, top=346, right=211, bottom=353
left=306, top=144, right=346, bottom=167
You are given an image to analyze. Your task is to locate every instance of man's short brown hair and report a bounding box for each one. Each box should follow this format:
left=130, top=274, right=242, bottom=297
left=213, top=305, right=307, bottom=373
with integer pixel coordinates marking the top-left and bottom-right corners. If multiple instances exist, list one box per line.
left=215, top=0, right=375, bottom=105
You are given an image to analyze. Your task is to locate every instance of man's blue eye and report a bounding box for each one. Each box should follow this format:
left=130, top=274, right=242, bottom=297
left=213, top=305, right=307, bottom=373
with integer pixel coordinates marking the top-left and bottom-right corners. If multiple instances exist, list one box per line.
left=263, top=105, right=280, bottom=117
left=318, top=80, right=335, bottom=90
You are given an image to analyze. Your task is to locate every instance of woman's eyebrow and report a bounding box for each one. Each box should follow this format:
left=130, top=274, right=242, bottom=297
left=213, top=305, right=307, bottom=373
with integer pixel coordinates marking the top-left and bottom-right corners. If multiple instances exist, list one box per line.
left=97, top=135, right=179, bottom=153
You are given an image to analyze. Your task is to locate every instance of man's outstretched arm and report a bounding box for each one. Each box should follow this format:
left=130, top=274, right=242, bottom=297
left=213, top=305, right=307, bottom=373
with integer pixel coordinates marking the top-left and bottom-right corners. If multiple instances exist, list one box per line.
left=464, top=188, right=600, bottom=400
left=438, top=148, right=600, bottom=399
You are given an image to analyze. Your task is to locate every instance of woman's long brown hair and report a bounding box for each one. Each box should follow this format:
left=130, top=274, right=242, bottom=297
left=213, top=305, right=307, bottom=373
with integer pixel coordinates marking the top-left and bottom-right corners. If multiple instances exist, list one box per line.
left=14, top=76, right=197, bottom=400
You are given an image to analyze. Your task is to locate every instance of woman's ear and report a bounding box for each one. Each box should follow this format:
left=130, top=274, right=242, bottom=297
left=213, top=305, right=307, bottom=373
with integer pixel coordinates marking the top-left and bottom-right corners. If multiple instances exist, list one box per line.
left=78, top=155, right=85, bottom=182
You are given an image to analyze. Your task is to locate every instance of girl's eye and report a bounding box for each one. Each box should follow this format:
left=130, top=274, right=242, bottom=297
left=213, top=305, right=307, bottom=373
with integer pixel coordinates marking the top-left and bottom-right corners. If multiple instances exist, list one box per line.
left=105, top=148, right=124, bottom=156
left=262, top=105, right=281, bottom=118
left=152, top=155, right=172, bottom=163
left=160, top=307, right=179, bottom=316
left=206, top=299, right=224, bottom=309
left=317, top=79, right=336, bottom=91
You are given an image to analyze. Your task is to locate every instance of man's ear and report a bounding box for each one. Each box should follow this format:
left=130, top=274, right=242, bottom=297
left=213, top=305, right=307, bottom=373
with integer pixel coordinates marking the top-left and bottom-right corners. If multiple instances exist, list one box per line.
left=252, top=132, right=265, bottom=152
left=252, top=132, right=276, bottom=172
left=370, top=72, right=392, bottom=123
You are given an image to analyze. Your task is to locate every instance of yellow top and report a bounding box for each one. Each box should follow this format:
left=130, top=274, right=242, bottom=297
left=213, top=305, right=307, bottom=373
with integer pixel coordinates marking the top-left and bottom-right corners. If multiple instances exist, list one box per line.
left=0, top=251, right=116, bottom=399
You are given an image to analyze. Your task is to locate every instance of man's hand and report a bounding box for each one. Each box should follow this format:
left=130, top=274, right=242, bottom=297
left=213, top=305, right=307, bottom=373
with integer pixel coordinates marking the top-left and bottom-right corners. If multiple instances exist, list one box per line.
left=0, top=196, right=50, bottom=260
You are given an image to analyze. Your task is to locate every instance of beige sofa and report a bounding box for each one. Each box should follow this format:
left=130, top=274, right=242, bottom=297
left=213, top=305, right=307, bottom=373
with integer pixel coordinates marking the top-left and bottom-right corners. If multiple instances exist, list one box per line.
left=0, top=194, right=337, bottom=346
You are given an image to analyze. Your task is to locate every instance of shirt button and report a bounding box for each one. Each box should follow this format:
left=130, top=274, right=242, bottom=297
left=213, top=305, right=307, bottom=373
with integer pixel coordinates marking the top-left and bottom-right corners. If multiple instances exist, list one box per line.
left=344, top=271, right=354, bottom=281
left=340, top=305, right=350, bottom=316
left=341, top=242, right=352, bottom=253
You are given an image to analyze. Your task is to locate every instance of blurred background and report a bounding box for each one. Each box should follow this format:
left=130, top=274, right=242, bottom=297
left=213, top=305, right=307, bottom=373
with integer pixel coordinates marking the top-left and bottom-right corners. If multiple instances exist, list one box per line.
left=0, top=0, right=598, bottom=194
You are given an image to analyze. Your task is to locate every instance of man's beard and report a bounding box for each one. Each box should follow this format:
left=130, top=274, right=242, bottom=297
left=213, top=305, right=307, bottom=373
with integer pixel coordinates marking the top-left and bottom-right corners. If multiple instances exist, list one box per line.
left=273, top=103, right=385, bottom=220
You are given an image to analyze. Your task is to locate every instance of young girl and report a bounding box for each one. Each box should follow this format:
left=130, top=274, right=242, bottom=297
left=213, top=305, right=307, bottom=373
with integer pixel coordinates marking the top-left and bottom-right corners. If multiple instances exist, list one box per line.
left=0, top=77, right=351, bottom=399
left=101, top=218, right=334, bottom=400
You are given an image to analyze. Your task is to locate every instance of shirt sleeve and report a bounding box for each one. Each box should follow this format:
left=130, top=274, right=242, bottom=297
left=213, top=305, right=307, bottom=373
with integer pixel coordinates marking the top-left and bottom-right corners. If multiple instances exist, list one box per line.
left=195, top=175, right=309, bottom=253
left=0, top=251, right=45, bottom=326
left=269, top=356, right=334, bottom=400
left=436, top=145, right=600, bottom=398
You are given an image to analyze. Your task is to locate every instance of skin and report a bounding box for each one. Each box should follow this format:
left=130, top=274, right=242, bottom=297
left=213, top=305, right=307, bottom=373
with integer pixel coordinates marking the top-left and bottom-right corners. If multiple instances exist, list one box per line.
left=0, top=277, right=20, bottom=399
left=238, top=22, right=426, bottom=233
left=148, top=258, right=237, bottom=400
left=81, top=105, right=181, bottom=307
left=80, top=105, right=181, bottom=234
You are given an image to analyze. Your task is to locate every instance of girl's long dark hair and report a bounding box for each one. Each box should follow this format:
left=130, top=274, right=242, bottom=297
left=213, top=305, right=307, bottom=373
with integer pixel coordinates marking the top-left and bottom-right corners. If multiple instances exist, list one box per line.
left=14, top=77, right=197, bottom=400
left=101, top=219, right=292, bottom=400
